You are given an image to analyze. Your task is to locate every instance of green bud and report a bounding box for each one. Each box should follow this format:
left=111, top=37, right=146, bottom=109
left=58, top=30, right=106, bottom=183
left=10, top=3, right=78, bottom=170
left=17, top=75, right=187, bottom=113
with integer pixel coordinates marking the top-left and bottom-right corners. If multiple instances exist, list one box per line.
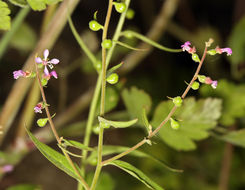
left=41, top=78, right=48, bottom=86
left=192, top=53, right=200, bottom=63
left=173, top=96, right=182, bottom=107
left=198, top=75, right=206, bottom=83
left=37, top=118, right=48, bottom=127
left=170, top=118, right=180, bottom=130
left=191, top=81, right=200, bottom=90
left=93, top=125, right=100, bottom=135
left=207, top=49, right=217, bottom=55
left=89, top=20, right=103, bottom=31
left=126, top=8, right=135, bottom=19
left=101, top=39, right=112, bottom=49
left=124, top=31, right=133, bottom=39
left=106, top=73, right=119, bottom=84
left=113, top=2, right=127, bottom=13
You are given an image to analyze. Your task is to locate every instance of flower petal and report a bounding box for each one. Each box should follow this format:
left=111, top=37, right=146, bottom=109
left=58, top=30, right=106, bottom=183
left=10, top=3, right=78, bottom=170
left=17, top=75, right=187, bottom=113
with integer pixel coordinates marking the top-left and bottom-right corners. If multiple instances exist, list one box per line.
left=13, top=70, right=25, bottom=79
left=44, top=66, right=49, bottom=76
left=50, top=71, right=58, bottom=79
left=44, top=49, right=49, bottom=60
left=35, top=57, right=43, bottom=64
left=49, top=58, right=59, bottom=64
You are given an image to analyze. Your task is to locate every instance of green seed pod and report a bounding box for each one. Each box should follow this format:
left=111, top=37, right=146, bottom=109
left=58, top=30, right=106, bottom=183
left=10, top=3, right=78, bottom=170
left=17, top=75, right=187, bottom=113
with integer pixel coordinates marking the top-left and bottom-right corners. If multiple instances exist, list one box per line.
left=101, top=39, right=112, bottom=49
left=192, top=53, right=200, bottom=63
left=170, top=118, right=180, bottom=130
left=207, top=49, right=217, bottom=55
left=106, top=73, right=119, bottom=84
left=126, top=8, right=135, bottom=19
left=41, top=78, right=48, bottom=86
left=173, top=96, right=182, bottom=107
left=113, top=2, right=126, bottom=13
left=37, top=118, right=48, bottom=127
left=191, top=81, right=200, bottom=90
left=89, top=20, right=103, bottom=31
left=197, top=75, right=206, bottom=83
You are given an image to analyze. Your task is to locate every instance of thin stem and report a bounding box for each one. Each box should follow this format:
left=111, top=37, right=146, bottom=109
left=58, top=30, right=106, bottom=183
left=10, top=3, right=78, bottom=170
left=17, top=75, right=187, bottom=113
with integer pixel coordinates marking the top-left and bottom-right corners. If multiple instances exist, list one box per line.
left=90, top=0, right=113, bottom=189
left=102, top=45, right=208, bottom=166
left=34, top=63, right=90, bottom=190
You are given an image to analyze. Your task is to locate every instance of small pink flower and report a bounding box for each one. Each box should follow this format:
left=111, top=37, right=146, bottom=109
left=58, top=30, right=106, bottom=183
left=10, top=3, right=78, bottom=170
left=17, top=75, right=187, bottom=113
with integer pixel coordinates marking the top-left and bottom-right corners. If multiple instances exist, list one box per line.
left=181, top=41, right=196, bottom=54
left=205, top=77, right=218, bottom=89
left=13, top=70, right=26, bottom=79
left=34, top=103, right=44, bottom=113
left=211, top=80, right=218, bottom=89
left=215, top=47, right=232, bottom=56
left=1, top=165, right=14, bottom=173
left=35, top=49, right=59, bottom=76
left=50, top=71, right=58, bottom=79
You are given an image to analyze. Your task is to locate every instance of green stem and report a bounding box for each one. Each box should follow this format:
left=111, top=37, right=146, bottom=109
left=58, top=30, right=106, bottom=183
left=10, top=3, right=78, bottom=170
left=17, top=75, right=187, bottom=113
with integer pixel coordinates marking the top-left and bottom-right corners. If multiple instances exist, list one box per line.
left=0, top=7, right=30, bottom=60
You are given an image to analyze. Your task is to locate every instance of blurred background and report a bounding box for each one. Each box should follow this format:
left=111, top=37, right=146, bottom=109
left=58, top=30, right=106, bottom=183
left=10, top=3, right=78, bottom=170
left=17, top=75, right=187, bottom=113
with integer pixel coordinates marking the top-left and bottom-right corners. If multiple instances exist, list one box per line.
left=0, top=0, right=245, bottom=189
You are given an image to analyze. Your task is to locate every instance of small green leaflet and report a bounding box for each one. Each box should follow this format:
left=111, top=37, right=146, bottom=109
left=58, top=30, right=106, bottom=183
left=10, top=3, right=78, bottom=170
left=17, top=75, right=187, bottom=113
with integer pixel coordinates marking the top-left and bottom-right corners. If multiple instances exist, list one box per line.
left=220, top=129, right=245, bottom=148
left=108, top=160, right=164, bottom=190
left=122, top=87, right=152, bottom=126
left=26, top=129, right=82, bottom=183
left=0, top=1, right=11, bottom=30
left=98, top=116, right=138, bottom=128
left=26, top=0, right=62, bottom=11
left=61, top=139, right=94, bottom=151
left=151, top=97, right=222, bottom=151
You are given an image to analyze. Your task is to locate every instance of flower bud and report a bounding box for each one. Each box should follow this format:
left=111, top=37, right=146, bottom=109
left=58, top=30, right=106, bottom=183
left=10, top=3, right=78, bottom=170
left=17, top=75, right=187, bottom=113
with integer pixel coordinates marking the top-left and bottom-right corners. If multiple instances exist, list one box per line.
left=89, top=20, right=103, bottom=31
left=170, top=118, right=180, bottom=130
left=101, top=39, right=112, bottom=49
left=113, top=2, right=127, bottom=13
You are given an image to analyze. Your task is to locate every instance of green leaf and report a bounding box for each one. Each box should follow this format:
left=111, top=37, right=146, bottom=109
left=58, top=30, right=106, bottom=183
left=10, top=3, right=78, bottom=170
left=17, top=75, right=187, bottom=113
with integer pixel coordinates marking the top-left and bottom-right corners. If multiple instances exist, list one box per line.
left=219, top=129, right=245, bottom=148
left=228, top=16, right=245, bottom=65
left=26, top=129, right=82, bottom=183
left=0, top=1, right=11, bottom=30
left=200, top=79, right=245, bottom=126
left=87, top=145, right=182, bottom=173
left=122, top=87, right=152, bottom=126
left=108, top=160, right=164, bottom=190
left=151, top=97, right=222, bottom=151
left=98, top=116, right=138, bottom=128
left=26, top=0, right=62, bottom=11
left=87, top=172, right=115, bottom=190
left=8, top=0, right=28, bottom=7
left=61, top=139, right=94, bottom=151
left=6, top=184, right=41, bottom=190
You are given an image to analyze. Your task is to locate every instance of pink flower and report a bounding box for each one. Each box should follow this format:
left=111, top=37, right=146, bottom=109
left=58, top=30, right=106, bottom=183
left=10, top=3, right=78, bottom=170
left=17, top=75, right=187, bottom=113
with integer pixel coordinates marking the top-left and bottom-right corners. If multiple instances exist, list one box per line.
left=205, top=77, right=218, bottom=89
left=1, top=165, right=14, bottom=173
left=215, top=47, right=232, bottom=56
left=43, top=70, right=58, bottom=80
left=34, top=103, right=43, bottom=113
left=181, top=41, right=196, bottom=54
left=211, top=80, right=218, bottom=89
left=35, top=49, right=59, bottom=76
left=13, top=70, right=26, bottom=79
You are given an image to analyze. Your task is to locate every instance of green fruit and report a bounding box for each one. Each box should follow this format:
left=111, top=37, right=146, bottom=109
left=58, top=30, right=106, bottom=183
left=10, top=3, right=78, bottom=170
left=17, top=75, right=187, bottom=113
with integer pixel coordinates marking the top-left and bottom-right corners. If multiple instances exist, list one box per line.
left=37, top=118, right=48, bottom=127
left=192, top=53, right=200, bottom=63
left=191, top=81, right=200, bottom=90
left=89, top=20, right=103, bottom=31
left=126, top=8, right=135, bottom=19
left=173, top=96, right=182, bottom=107
left=170, top=118, right=180, bottom=130
left=106, top=73, right=119, bottom=84
left=101, top=39, right=112, bottom=49
left=114, top=2, right=126, bottom=13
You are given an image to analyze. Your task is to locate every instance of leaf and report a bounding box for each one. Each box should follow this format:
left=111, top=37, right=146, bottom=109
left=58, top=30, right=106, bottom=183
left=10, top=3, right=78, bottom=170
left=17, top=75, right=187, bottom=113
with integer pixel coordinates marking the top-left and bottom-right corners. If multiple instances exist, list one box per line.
left=108, top=160, right=164, bottom=190
left=8, top=0, right=28, bottom=7
left=86, top=172, right=115, bottom=190
left=6, top=184, right=41, bottom=190
left=26, top=0, right=62, bottom=11
left=200, top=79, right=245, bottom=126
left=26, top=129, right=82, bottom=183
left=228, top=16, right=245, bottom=65
left=151, top=97, right=222, bottom=151
left=122, top=87, right=152, bottom=126
left=0, top=1, right=11, bottom=30
left=62, top=139, right=94, bottom=151
left=107, top=62, right=124, bottom=77
left=87, top=145, right=182, bottom=173
left=98, top=116, right=138, bottom=128
left=220, top=129, right=245, bottom=148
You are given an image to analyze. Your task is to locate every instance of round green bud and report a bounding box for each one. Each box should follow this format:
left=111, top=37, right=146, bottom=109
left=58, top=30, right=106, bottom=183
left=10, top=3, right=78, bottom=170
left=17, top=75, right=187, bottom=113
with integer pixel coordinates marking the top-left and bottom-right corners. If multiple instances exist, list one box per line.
left=198, top=75, right=206, bottom=83
left=89, top=20, right=103, bottom=31
left=93, top=125, right=100, bottom=135
left=170, top=118, right=180, bottom=130
left=41, top=78, right=48, bottom=86
left=101, top=39, right=112, bottom=49
left=114, top=2, right=127, bottom=13
left=207, top=49, right=217, bottom=55
left=191, top=81, right=200, bottom=90
left=126, top=8, right=135, bottom=19
left=192, top=53, right=200, bottom=63
left=106, top=73, right=119, bottom=84
left=173, top=96, right=182, bottom=107
left=37, top=118, right=48, bottom=127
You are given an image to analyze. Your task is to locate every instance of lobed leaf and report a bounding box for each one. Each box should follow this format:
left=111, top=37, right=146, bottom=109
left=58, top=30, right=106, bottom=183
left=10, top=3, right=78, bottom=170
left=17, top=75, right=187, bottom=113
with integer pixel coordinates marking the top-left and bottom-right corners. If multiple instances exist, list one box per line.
left=8, top=0, right=28, bottom=7
left=0, top=1, right=11, bottom=30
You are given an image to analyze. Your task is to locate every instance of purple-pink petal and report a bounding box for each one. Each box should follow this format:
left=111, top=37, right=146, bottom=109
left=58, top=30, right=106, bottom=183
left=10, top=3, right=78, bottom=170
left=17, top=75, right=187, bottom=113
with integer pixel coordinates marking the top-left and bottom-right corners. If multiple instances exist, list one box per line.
left=35, top=57, right=43, bottom=64
left=44, top=66, right=49, bottom=76
left=181, top=41, right=191, bottom=52
left=211, top=81, right=218, bottom=89
left=221, top=48, right=232, bottom=56
left=49, top=58, right=59, bottom=64
left=34, top=106, right=42, bottom=113
left=43, top=49, right=49, bottom=60
left=2, top=165, right=14, bottom=173
left=50, top=71, right=58, bottom=79
left=13, top=70, right=25, bottom=79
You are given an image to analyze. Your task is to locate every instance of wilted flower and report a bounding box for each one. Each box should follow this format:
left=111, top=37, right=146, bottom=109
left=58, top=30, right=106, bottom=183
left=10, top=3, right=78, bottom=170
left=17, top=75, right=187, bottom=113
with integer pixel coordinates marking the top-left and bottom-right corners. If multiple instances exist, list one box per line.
left=34, top=102, right=46, bottom=113
left=35, top=49, right=59, bottom=76
left=215, top=47, right=232, bottom=56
